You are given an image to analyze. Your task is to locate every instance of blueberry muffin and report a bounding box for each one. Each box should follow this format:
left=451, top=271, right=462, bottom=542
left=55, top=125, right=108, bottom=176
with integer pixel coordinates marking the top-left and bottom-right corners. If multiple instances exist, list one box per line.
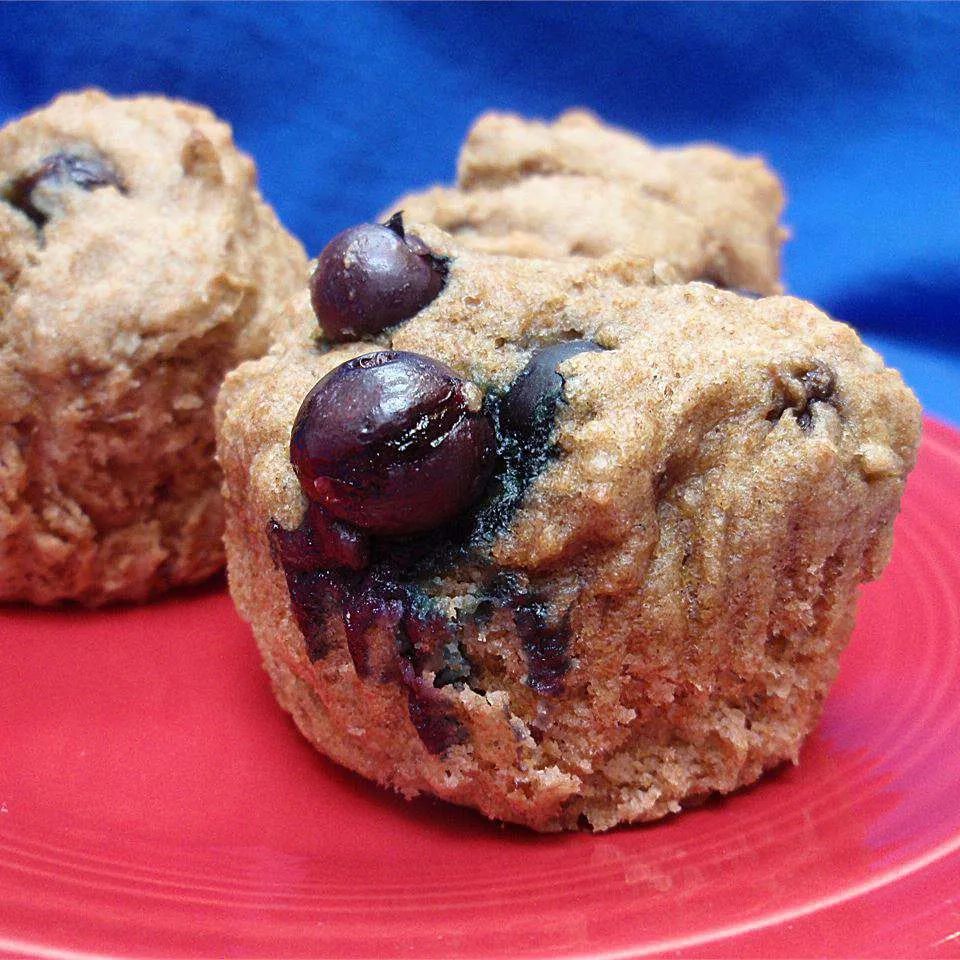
left=388, top=110, right=788, bottom=295
left=216, top=217, right=920, bottom=831
left=0, top=90, right=307, bottom=605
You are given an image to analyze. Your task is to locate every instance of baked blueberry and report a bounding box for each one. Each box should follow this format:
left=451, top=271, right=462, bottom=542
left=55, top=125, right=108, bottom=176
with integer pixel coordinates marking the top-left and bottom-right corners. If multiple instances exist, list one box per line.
left=309, top=213, right=447, bottom=342
left=501, top=339, right=603, bottom=438
left=290, top=350, right=495, bottom=535
left=3, top=151, right=125, bottom=227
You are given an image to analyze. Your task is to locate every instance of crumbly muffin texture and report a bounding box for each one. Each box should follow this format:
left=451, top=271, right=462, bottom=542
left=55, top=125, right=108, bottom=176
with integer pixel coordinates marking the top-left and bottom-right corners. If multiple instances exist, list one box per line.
left=0, top=90, right=307, bottom=605
left=217, top=223, right=919, bottom=831
left=389, top=110, right=787, bottom=295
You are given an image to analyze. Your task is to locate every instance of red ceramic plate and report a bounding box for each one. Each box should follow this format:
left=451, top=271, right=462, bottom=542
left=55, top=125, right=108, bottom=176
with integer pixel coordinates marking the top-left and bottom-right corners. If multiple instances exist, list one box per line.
left=2, top=418, right=960, bottom=960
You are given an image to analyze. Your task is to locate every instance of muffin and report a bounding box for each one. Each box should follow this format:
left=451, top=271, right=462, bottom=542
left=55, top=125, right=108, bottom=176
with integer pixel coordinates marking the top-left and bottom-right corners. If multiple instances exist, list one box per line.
left=389, top=109, right=787, bottom=294
left=0, top=90, right=307, bottom=605
left=216, top=218, right=919, bottom=831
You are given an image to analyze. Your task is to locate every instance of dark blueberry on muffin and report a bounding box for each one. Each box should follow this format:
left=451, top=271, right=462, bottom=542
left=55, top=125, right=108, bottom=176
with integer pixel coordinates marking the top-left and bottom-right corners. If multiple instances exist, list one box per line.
left=290, top=350, right=495, bottom=535
left=501, top=339, right=603, bottom=439
left=309, top=214, right=447, bottom=342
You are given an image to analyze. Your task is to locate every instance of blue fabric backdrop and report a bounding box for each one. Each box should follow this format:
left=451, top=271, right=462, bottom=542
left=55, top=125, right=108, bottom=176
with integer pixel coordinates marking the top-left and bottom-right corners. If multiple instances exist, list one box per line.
left=1, top=2, right=957, bottom=421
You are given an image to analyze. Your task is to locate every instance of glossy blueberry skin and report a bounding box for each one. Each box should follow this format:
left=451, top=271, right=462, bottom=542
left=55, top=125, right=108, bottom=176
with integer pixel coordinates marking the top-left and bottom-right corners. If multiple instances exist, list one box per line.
left=309, top=214, right=447, bottom=342
left=3, top=151, right=125, bottom=227
left=500, top=339, right=603, bottom=438
left=290, top=351, right=495, bottom=535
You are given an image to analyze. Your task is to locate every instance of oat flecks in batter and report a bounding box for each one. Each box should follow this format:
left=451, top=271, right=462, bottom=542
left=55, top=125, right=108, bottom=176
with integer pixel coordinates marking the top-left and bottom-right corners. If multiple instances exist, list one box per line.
left=0, top=90, right=307, bottom=605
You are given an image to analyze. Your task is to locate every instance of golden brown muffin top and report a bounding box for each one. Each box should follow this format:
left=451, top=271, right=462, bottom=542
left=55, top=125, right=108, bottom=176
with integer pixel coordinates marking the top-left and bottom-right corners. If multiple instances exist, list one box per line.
left=0, top=89, right=305, bottom=375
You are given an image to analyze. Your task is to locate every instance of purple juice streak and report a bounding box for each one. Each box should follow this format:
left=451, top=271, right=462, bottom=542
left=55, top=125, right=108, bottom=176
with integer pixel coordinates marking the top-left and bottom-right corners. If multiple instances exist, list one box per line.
left=401, top=607, right=453, bottom=672
left=341, top=580, right=405, bottom=680
left=270, top=510, right=466, bottom=752
left=340, top=576, right=466, bottom=752
left=400, top=661, right=468, bottom=755
left=514, top=600, right=571, bottom=697
left=272, top=508, right=571, bottom=709
left=268, top=504, right=368, bottom=572
left=283, top=569, right=342, bottom=662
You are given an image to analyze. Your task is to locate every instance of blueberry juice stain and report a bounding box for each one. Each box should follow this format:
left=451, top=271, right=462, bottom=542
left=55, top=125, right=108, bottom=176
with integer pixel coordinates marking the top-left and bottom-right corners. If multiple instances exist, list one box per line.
left=269, top=342, right=602, bottom=754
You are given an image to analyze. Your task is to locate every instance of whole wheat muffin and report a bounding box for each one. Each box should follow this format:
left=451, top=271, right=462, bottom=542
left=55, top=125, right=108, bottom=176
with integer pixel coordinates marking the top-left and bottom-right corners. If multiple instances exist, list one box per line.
left=216, top=219, right=919, bottom=831
left=0, top=90, right=307, bottom=605
left=388, top=110, right=787, bottom=295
